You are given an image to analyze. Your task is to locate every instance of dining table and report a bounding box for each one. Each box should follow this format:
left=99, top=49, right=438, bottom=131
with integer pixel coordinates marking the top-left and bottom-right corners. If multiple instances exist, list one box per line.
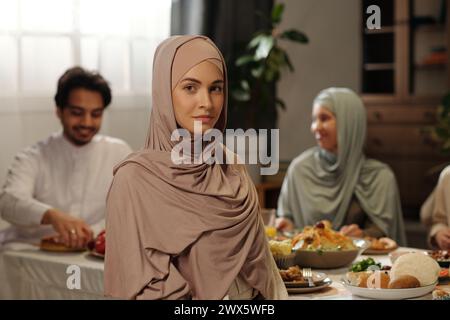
left=0, top=242, right=448, bottom=300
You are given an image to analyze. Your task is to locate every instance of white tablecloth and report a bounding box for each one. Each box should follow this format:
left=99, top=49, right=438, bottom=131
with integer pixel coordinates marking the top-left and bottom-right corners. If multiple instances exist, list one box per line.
left=0, top=244, right=447, bottom=300
left=0, top=243, right=105, bottom=299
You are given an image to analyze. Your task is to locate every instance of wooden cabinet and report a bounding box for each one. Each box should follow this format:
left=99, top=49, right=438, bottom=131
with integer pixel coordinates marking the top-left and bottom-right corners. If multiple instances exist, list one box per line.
left=362, top=0, right=450, bottom=218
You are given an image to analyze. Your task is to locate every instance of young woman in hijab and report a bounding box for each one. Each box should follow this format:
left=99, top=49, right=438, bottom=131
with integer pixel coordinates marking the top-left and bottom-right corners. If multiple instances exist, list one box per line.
left=276, top=88, right=407, bottom=245
left=104, top=35, right=287, bottom=300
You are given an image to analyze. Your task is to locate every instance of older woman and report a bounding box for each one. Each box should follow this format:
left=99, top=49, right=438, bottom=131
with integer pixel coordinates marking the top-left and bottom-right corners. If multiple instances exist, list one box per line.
left=276, top=88, right=407, bottom=245
left=103, top=35, right=287, bottom=300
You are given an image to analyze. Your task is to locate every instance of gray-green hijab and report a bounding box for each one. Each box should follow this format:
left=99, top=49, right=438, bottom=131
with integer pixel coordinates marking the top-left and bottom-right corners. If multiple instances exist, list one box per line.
left=277, top=88, right=407, bottom=245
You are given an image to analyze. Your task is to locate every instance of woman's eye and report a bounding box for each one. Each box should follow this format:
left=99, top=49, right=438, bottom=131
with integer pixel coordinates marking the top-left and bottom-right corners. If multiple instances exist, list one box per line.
left=184, top=85, right=196, bottom=92
left=210, top=86, right=223, bottom=93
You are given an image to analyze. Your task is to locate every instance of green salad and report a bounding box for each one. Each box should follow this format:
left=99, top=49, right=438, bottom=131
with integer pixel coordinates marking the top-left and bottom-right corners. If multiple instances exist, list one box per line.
left=350, top=257, right=381, bottom=272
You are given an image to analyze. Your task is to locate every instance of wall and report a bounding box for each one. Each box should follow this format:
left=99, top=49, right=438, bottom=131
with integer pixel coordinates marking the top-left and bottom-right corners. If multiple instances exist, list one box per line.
left=276, top=0, right=362, bottom=161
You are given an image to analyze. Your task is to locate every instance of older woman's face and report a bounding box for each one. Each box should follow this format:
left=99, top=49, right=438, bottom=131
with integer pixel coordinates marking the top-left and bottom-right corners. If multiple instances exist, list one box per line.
left=311, top=104, right=338, bottom=154
left=172, top=61, right=224, bottom=134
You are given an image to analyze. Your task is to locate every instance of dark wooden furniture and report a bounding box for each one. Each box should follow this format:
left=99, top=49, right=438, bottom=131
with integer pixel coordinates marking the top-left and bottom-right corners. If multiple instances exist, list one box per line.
left=362, top=0, right=450, bottom=222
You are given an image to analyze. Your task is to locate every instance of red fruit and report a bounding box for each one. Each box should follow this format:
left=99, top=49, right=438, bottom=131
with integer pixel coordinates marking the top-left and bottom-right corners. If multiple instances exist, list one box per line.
left=87, top=240, right=95, bottom=251
left=95, top=232, right=105, bottom=254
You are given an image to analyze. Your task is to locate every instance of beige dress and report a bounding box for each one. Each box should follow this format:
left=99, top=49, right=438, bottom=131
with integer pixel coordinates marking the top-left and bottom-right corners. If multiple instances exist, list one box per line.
left=420, top=165, right=450, bottom=247
left=226, top=254, right=288, bottom=300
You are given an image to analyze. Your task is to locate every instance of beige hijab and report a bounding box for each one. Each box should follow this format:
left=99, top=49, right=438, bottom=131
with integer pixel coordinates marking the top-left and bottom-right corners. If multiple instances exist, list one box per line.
left=104, top=35, right=286, bottom=300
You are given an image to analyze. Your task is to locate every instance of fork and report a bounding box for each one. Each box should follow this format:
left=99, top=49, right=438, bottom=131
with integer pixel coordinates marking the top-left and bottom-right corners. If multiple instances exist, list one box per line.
left=302, top=267, right=315, bottom=287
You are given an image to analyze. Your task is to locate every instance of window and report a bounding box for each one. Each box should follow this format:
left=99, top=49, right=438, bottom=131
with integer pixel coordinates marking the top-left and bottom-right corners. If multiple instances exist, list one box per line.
left=0, top=0, right=171, bottom=110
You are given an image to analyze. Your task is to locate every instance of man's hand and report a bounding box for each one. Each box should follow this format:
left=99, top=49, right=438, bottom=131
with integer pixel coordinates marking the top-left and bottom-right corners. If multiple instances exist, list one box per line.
left=275, top=217, right=295, bottom=232
left=41, top=208, right=93, bottom=248
left=340, top=224, right=364, bottom=238
left=434, top=228, right=450, bottom=250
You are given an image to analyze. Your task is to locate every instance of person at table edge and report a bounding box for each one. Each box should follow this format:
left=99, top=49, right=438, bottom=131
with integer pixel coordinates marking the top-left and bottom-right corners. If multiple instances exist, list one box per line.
left=421, top=164, right=450, bottom=250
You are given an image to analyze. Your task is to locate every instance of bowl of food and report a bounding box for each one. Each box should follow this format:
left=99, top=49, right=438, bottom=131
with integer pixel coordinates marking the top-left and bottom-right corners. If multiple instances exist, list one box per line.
left=428, top=250, right=450, bottom=268
left=290, top=221, right=369, bottom=269
left=343, top=253, right=441, bottom=299
left=362, top=237, right=398, bottom=255
left=269, top=239, right=296, bottom=269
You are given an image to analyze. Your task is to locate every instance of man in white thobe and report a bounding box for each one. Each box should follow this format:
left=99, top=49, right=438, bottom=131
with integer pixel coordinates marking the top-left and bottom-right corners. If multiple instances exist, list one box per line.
left=0, top=67, right=132, bottom=248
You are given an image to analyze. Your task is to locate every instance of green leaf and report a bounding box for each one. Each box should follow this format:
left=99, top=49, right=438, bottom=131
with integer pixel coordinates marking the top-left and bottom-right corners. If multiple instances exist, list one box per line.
left=264, top=68, right=277, bottom=82
left=276, top=98, right=286, bottom=110
left=231, top=88, right=250, bottom=102
left=255, top=36, right=274, bottom=60
left=235, top=55, right=255, bottom=66
left=271, top=3, right=285, bottom=25
left=268, top=47, right=284, bottom=66
left=280, top=29, right=309, bottom=43
left=251, top=65, right=264, bottom=78
left=240, top=80, right=250, bottom=91
left=282, top=51, right=294, bottom=72
left=248, top=33, right=267, bottom=49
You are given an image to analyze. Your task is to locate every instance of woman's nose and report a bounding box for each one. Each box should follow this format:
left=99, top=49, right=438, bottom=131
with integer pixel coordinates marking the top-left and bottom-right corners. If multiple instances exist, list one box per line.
left=311, top=121, right=321, bottom=133
left=199, top=89, right=213, bottom=110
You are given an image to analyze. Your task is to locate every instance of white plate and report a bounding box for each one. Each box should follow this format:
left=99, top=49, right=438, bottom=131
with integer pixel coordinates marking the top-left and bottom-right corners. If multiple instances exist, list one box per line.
left=286, top=276, right=332, bottom=294
left=362, top=246, right=398, bottom=255
left=87, top=250, right=105, bottom=259
left=341, top=278, right=437, bottom=299
left=284, top=271, right=328, bottom=287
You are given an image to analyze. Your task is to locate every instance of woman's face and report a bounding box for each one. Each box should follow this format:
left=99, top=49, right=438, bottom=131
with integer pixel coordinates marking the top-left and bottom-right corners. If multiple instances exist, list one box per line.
left=311, top=104, right=338, bottom=154
left=172, top=61, right=224, bottom=134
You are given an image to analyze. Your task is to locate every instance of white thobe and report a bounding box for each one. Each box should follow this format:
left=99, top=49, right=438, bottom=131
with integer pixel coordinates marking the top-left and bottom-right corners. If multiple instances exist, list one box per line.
left=0, top=131, right=132, bottom=244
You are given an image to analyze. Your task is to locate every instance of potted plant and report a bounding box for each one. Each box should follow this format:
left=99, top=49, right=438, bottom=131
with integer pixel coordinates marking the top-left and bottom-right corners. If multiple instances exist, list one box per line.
left=431, top=92, right=450, bottom=153
left=228, top=3, right=308, bottom=130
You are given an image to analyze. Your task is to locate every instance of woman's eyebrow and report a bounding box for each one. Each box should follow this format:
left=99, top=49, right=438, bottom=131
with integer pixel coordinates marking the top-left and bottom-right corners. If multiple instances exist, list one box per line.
left=180, top=78, right=224, bottom=84
left=180, top=78, right=201, bottom=84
